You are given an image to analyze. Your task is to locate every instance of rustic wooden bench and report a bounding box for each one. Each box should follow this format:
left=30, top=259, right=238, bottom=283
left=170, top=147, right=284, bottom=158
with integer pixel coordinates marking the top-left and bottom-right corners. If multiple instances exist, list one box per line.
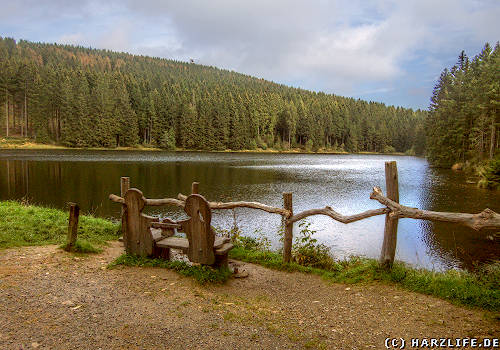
left=118, top=188, right=233, bottom=268
left=151, top=194, right=234, bottom=267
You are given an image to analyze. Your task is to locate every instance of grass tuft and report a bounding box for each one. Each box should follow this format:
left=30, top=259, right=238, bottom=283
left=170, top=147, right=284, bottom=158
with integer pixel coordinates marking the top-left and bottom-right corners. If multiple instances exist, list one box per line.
left=108, top=254, right=232, bottom=284
left=0, top=200, right=120, bottom=249
left=61, top=239, right=101, bottom=254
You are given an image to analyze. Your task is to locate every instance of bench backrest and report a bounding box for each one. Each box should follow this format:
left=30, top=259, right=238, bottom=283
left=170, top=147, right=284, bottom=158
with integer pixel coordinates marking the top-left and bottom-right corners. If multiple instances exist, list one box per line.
left=181, top=194, right=215, bottom=264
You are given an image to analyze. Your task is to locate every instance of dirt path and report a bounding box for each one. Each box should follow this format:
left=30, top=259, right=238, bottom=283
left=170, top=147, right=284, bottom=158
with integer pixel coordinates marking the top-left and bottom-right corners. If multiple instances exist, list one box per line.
left=0, top=242, right=498, bottom=350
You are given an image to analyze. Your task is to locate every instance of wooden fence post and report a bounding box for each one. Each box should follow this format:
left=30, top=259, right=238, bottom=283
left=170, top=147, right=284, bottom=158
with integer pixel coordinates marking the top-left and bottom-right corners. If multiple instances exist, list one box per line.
left=282, top=192, right=293, bottom=263
left=121, top=177, right=130, bottom=215
left=66, top=202, right=80, bottom=251
left=191, top=182, right=199, bottom=194
left=120, top=177, right=130, bottom=247
left=379, top=161, right=399, bottom=268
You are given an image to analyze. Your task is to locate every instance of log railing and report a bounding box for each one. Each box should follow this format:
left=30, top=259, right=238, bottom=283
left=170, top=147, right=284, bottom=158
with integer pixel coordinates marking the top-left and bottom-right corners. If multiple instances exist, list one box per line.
left=109, top=161, right=500, bottom=268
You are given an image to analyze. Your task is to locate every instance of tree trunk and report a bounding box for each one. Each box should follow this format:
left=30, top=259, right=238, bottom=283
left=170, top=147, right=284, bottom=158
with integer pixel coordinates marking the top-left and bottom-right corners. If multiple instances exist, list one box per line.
left=490, top=119, right=496, bottom=159
left=20, top=103, right=24, bottom=137
left=24, top=82, right=28, bottom=137
left=5, top=88, right=8, bottom=137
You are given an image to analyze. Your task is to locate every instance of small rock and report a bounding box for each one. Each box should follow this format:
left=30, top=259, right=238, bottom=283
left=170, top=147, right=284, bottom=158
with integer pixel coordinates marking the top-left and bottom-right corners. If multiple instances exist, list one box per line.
left=31, top=342, right=40, bottom=348
left=233, top=269, right=249, bottom=278
left=345, top=287, right=351, bottom=291
left=62, top=300, right=75, bottom=306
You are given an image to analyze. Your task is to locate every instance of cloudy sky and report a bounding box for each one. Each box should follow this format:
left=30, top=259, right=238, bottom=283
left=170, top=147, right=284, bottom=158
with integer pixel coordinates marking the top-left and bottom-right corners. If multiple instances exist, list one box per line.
left=1, top=0, right=498, bottom=109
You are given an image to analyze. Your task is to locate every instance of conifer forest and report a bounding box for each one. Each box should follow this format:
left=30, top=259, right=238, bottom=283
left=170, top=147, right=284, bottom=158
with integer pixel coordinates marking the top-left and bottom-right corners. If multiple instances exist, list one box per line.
left=0, top=38, right=427, bottom=154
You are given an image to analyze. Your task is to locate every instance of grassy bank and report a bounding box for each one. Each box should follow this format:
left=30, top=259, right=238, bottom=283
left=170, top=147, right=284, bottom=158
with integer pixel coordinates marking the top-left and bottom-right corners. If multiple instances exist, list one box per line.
left=2, top=200, right=497, bottom=311
left=0, top=136, right=413, bottom=156
left=0, top=200, right=120, bottom=251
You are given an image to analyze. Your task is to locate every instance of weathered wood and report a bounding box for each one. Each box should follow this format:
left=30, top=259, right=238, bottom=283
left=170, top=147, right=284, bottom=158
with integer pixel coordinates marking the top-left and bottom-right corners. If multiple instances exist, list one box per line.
left=379, top=161, right=399, bottom=268
left=150, top=222, right=182, bottom=230
left=66, top=202, right=80, bottom=251
left=191, top=182, right=199, bottom=194
left=370, top=186, right=500, bottom=231
left=156, top=237, right=189, bottom=251
left=288, top=207, right=388, bottom=224
left=144, top=198, right=185, bottom=207
left=180, top=194, right=215, bottom=264
left=156, top=236, right=230, bottom=252
left=177, top=193, right=290, bottom=216
left=215, top=242, right=234, bottom=255
left=124, top=188, right=155, bottom=256
left=109, top=194, right=125, bottom=204
left=109, top=193, right=185, bottom=208
left=120, top=177, right=130, bottom=250
left=282, top=192, right=293, bottom=263
left=150, top=228, right=165, bottom=242
left=213, top=237, right=231, bottom=249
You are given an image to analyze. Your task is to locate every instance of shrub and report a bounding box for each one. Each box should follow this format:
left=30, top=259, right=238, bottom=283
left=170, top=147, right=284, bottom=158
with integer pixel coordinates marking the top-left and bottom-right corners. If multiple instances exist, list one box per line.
left=291, top=221, right=335, bottom=270
left=478, top=156, right=500, bottom=189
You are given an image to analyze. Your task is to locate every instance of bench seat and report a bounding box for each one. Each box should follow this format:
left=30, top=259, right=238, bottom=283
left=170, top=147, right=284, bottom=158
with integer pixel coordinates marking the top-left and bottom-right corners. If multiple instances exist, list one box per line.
left=156, top=236, right=233, bottom=255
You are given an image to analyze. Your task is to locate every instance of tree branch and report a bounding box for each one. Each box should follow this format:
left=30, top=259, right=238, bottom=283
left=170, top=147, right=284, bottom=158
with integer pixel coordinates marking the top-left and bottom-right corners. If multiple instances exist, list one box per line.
left=287, top=207, right=388, bottom=224
left=370, top=186, right=500, bottom=231
left=177, top=193, right=290, bottom=216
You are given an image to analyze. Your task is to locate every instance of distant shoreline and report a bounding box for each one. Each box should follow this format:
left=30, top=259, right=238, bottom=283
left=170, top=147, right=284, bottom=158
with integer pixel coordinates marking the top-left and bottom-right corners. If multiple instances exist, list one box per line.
left=0, top=137, right=411, bottom=156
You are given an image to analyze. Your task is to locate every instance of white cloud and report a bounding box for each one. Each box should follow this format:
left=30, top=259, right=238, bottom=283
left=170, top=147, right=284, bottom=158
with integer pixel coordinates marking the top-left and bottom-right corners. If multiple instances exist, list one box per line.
left=1, top=0, right=498, bottom=107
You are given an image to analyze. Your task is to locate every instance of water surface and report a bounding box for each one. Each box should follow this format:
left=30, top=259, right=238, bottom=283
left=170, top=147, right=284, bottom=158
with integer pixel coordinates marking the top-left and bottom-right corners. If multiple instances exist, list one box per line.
left=1, top=149, right=499, bottom=270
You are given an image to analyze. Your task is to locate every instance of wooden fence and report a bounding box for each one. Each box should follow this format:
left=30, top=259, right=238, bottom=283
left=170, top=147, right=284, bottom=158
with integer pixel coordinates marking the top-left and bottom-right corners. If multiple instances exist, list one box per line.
left=109, top=161, right=500, bottom=268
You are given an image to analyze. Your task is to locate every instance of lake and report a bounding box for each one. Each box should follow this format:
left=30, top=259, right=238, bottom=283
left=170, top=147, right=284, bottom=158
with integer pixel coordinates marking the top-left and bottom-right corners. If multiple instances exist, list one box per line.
left=1, top=149, right=499, bottom=271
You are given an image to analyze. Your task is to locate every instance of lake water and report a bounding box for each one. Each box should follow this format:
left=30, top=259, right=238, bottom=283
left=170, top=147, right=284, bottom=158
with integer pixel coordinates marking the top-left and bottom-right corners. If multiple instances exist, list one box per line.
left=1, top=149, right=499, bottom=271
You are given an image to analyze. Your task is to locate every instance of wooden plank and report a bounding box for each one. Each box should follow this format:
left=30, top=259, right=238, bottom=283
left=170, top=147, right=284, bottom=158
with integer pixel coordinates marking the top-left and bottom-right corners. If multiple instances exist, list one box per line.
left=181, top=194, right=215, bottom=264
left=66, top=202, right=80, bottom=251
left=282, top=193, right=293, bottom=263
left=150, top=228, right=164, bottom=242
left=379, top=161, right=399, bottom=268
left=156, top=237, right=189, bottom=251
left=151, top=222, right=182, bottom=229
left=124, top=188, right=153, bottom=256
left=213, top=237, right=231, bottom=249
left=215, top=242, right=234, bottom=255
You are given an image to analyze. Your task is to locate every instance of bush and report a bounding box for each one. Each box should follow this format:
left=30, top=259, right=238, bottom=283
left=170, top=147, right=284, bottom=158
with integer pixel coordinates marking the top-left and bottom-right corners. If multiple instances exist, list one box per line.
left=291, top=221, right=335, bottom=270
left=478, top=156, right=500, bottom=189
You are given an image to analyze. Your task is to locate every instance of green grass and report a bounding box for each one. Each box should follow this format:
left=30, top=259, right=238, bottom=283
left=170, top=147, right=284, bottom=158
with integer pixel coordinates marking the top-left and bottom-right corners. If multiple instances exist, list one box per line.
left=0, top=200, right=120, bottom=249
left=229, top=245, right=500, bottom=312
left=60, top=239, right=102, bottom=253
left=108, top=254, right=232, bottom=284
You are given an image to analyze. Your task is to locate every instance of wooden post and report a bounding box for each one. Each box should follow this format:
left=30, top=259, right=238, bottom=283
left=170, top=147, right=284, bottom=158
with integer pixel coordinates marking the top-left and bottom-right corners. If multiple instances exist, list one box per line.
left=191, top=182, right=199, bottom=194
left=120, top=177, right=130, bottom=247
left=379, top=161, right=399, bottom=268
left=282, top=192, right=293, bottom=263
left=120, top=177, right=130, bottom=216
left=66, top=202, right=80, bottom=252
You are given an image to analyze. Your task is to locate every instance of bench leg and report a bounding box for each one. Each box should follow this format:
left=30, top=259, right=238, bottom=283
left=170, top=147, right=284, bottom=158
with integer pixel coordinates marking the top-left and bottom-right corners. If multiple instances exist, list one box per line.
left=214, top=253, right=229, bottom=268
left=152, top=244, right=170, bottom=260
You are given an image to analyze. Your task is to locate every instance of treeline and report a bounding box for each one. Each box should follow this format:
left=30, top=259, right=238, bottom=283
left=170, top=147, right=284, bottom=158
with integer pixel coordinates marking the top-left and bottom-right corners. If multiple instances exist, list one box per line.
left=0, top=37, right=426, bottom=153
left=426, top=43, right=499, bottom=167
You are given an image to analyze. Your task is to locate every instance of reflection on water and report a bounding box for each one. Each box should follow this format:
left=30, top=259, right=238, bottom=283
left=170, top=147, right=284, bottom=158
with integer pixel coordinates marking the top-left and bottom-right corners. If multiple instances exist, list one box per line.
left=1, top=149, right=499, bottom=271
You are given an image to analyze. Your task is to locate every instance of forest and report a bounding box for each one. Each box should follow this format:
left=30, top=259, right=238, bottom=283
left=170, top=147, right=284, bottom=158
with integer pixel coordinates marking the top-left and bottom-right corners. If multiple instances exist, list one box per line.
left=0, top=37, right=426, bottom=153
left=426, top=43, right=499, bottom=167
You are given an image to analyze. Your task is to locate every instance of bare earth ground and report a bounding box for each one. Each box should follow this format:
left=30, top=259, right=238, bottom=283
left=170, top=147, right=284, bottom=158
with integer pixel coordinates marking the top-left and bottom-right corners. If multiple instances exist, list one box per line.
left=0, top=242, right=498, bottom=350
